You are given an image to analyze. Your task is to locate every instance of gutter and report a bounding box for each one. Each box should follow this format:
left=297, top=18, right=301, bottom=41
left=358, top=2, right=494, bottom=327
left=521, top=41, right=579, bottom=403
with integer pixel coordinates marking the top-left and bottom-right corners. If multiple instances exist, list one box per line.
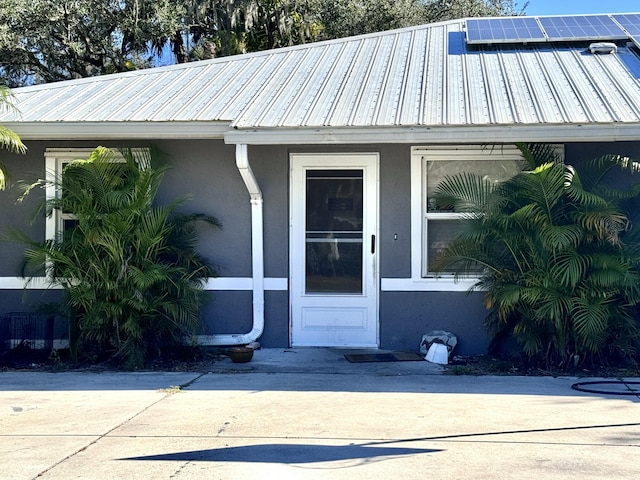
left=224, top=123, right=640, bottom=145
left=7, top=121, right=231, bottom=140
left=199, top=144, right=265, bottom=346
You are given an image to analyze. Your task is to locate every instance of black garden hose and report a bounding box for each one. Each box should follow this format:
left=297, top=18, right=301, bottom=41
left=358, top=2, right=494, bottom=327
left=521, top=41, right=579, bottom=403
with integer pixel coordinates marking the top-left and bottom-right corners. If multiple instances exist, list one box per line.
left=571, top=380, right=640, bottom=396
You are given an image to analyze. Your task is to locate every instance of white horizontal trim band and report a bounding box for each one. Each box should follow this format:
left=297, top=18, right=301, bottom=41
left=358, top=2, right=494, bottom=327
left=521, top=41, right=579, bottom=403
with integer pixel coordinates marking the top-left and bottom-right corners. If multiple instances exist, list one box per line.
left=381, top=278, right=479, bottom=292
left=0, top=277, right=288, bottom=291
left=0, top=277, right=480, bottom=292
left=205, top=277, right=288, bottom=290
left=0, top=277, right=60, bottom=290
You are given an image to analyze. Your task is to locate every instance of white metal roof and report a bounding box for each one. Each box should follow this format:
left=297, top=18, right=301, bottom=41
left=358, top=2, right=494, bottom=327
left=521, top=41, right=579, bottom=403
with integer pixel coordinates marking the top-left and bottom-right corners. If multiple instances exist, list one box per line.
left=4, top=15, right=640, bottom=143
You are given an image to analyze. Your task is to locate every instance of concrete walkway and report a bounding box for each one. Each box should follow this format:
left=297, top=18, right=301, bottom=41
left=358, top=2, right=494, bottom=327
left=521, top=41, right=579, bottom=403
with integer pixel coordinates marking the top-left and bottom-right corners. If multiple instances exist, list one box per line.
left=1, top=348, right=639, bottom=479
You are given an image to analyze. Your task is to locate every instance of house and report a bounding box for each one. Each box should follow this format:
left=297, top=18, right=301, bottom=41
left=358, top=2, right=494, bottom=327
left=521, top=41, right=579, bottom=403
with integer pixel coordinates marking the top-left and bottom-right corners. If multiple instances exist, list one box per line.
left=2, top=13, right=640, bottom=355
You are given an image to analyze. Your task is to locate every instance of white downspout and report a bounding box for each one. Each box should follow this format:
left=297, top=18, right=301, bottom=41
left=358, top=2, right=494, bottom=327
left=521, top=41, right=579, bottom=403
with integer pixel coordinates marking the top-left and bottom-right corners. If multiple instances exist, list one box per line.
left=201, top=144, right=265, bottom=346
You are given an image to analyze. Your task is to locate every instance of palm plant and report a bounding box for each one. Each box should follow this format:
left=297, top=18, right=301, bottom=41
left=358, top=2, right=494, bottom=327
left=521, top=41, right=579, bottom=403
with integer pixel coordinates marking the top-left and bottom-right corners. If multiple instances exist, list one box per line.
left=432, top=144, right=640, bottom=367
left=15, top=147, right=220, bottom=368
left=0, top=85, right=27, bottom=189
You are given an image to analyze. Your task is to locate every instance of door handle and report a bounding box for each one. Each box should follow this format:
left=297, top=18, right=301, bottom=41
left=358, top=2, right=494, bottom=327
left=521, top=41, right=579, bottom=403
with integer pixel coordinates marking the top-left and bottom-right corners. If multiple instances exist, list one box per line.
left=371, top=234, right=375, bottom=254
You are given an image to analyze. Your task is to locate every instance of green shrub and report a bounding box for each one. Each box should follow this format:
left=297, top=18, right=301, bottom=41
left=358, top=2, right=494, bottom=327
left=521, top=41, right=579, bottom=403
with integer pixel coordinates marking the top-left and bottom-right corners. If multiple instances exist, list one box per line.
left=432, top=144, right=640, bottom=368
left=15, top=147, right=220, bottom=368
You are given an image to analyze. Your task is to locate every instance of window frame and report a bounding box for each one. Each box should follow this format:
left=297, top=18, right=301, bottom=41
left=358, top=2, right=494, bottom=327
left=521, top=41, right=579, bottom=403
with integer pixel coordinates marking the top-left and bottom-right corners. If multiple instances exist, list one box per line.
left=45, top=148, right=98, bottom=241
left=410, top=145, right=563, bottom=289
left=44, top=148, right=148, bottom=240
left=420, top=145, right=527, bottom=278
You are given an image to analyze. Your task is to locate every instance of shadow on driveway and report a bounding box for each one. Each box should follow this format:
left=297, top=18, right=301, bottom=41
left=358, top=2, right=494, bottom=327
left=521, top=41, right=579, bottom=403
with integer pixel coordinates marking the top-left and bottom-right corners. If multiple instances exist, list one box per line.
left=121, top=443, right=441, bottom=464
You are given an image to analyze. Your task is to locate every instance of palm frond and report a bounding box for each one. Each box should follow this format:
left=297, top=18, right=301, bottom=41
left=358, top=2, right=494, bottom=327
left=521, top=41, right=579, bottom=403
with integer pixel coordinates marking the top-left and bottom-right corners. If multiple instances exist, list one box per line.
left=0, top=125, right=26, bottom=154
left=572, top=296, right=610, bottom=353
left=518, top=163, right=566, bottom=221
left=574, top=208, right=628, bottom=245
left=430, top=236, right=501, bottom=279
left=549, top=250, right=589, bottom=289
left=433, top=143, right=640, bottom=365
left=12, top=146, right=219, bottom=368
left=433, top=172, right=499, bottom=214
left=578, top=154, right=640, bottom=193
left=564, top=165, right=612, bottom=208
left=0, top=125, right=26, bottom=189
left=515, top=143, right=561, bottom=169
left=0, top=85, right=26, bottom=162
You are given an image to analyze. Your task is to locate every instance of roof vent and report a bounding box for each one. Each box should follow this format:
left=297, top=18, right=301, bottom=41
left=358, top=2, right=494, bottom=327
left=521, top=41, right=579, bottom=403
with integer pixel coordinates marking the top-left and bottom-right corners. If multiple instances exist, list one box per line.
left=589, top=42, right=617, bottom=54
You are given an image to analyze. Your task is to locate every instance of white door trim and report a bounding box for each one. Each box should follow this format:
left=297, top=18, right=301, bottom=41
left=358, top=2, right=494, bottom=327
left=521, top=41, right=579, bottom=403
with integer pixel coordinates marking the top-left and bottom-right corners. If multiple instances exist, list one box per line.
left=289, top=153, right=379, bottom=347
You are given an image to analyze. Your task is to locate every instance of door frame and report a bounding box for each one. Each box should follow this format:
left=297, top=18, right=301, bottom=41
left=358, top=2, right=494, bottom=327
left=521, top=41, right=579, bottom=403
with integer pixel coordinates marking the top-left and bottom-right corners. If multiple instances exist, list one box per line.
left=289, top=152, right=379, bottom=347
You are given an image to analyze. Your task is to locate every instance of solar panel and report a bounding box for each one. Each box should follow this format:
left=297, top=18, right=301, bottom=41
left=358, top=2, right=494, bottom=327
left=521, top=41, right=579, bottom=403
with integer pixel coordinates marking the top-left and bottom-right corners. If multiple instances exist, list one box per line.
left=466, top=13, right=640, bottom=46
left=537, top=15, right=627, bottom=41
left=466, top=17, right=546, bottom=44
left=612, top=13, right=640, bottom=36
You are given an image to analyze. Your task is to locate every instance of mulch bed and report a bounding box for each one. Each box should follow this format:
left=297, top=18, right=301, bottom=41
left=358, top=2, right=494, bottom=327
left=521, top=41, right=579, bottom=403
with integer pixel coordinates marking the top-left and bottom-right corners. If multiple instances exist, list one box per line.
left=445, top=354, right=640, bottom=378
left=0, top=346, right=226, bottom=372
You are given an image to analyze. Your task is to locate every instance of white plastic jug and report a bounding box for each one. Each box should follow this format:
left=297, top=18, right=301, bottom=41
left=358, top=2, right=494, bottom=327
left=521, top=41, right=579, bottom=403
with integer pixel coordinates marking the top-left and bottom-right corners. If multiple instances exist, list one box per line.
left=425, top=343, right=448, bottom=364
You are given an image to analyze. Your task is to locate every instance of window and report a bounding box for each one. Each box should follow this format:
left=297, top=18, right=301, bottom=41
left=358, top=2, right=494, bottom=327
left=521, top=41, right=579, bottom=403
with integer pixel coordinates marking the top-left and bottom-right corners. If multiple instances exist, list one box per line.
left=44, top=148, right=147, bottom=240
left=44, top=149, right=97, bottom=241
left=414, top=145, right=529, bottom=277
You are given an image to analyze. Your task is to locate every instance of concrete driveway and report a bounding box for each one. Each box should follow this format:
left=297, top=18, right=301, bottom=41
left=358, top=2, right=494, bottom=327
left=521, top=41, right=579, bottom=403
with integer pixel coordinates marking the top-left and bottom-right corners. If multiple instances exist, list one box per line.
left=1, top=348, right=639, bottom=479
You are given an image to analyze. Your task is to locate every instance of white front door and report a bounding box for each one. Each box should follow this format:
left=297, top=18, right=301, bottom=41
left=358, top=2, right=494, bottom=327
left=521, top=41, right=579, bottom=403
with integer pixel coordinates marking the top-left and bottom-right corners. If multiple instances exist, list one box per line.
left=290, top=153, right=379, bottom=347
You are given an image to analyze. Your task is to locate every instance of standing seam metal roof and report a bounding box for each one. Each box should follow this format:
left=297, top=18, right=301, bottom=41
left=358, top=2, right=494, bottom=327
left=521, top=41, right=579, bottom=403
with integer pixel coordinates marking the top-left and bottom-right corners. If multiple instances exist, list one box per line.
left=5, top=16, right=640, bottom=129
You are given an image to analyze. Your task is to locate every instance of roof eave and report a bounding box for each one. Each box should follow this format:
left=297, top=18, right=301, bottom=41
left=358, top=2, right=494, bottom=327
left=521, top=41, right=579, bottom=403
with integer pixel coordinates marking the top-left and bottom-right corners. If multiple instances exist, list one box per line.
left=7, top=122, right=640, bottom=144
left=224, top=123, right=640, bottom=145
left=7, top=121, right=232, bottom=140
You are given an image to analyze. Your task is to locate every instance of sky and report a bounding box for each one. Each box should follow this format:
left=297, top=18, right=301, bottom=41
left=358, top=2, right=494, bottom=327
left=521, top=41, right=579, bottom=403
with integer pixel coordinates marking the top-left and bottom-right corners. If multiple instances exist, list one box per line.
left=524, top=0, right=639, bottom=16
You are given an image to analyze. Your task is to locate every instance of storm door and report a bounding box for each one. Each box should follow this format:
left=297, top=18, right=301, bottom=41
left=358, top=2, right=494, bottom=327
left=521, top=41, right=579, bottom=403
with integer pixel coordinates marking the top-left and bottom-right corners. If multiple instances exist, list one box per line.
left=290, top=154, right=378, bottom=347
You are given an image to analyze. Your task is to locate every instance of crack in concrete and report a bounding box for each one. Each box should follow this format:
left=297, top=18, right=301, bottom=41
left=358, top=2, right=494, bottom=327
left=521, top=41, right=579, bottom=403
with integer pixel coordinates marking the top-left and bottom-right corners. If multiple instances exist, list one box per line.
left=32, top=373, right=206, bottom=479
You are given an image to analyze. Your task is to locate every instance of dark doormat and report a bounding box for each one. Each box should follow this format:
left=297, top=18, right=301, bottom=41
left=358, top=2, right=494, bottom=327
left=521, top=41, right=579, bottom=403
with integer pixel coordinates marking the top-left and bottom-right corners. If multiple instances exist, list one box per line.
left=344, top=351, right=424, bottom=363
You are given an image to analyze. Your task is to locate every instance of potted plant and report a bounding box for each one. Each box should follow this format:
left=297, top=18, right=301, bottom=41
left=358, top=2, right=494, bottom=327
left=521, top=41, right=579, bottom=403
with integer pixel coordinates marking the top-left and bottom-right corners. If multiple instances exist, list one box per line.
left=227, top=345, right=254, bottom=363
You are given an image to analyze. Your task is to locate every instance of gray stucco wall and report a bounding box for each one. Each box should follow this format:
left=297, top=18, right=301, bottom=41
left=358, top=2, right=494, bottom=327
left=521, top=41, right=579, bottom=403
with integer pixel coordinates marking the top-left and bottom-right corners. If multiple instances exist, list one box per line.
left=380, top=291, right=489, bottom=354
left=3, top=140, right=639, bottom=355
left=565, top=141, right=640, bottom=162
left=245, top=145, right=290, bottom=278
left=0, top=140, right=256, bottom=341
left=153, top=140, right=252, bottom=276
left=0, top=142, right=48, bottom=276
